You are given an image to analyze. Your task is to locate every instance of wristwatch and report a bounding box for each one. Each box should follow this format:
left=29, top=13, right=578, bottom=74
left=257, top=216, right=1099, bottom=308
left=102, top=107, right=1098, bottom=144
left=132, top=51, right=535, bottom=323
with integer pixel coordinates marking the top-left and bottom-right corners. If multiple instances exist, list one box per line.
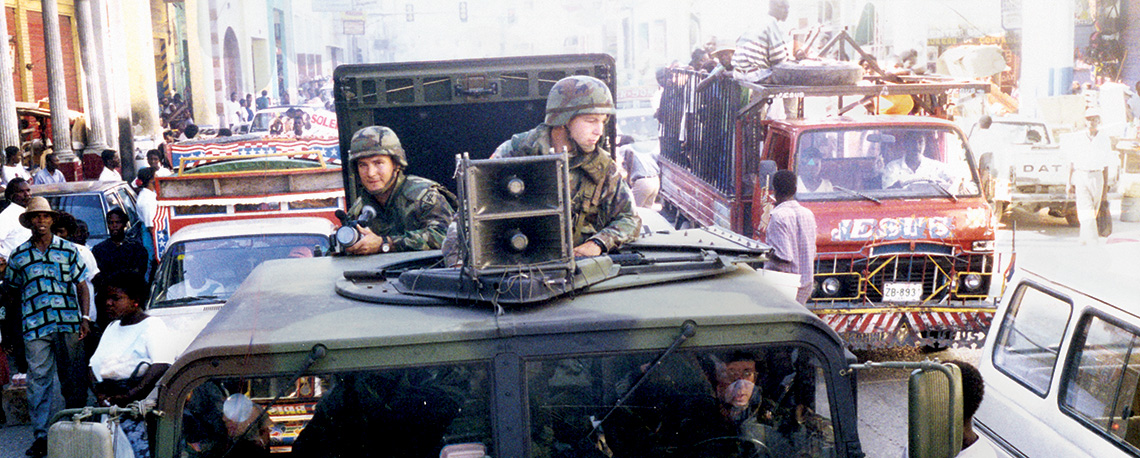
left=81, top=315, right=91, bottom=322
left=380, top=238, right=392, bottom=253
left=589, top=238, right=607, bottom=254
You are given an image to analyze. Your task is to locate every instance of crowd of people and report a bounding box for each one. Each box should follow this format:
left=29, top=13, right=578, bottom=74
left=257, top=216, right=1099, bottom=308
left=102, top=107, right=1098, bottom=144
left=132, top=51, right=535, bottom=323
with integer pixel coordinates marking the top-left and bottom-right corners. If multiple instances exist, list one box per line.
left=0, top=137, right=175, bottom=456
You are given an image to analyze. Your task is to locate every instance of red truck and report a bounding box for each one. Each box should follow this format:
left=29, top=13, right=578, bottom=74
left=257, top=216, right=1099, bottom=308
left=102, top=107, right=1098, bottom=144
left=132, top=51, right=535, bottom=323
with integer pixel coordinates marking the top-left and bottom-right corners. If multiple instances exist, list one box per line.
left=658, top=69, right=996, bottom=349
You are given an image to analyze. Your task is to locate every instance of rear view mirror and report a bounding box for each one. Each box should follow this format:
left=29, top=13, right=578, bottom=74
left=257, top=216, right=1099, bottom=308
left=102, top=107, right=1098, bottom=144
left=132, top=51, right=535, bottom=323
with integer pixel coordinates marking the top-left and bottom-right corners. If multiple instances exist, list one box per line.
left=908, top=363, right=963, bottom=458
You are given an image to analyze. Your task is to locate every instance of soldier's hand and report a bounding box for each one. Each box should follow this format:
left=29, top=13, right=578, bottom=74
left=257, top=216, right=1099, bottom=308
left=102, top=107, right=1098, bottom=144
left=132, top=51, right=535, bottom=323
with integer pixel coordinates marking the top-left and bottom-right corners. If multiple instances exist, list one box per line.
left=573, top=241, right=603, bottom=257
left=346, top=226, right=385, bottom=255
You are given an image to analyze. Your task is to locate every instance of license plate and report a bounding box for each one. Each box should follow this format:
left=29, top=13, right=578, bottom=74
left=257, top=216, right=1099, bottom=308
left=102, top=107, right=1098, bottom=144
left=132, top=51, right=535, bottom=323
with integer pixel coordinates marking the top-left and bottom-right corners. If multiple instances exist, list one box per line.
left=882, top=282, right=924, bottom=302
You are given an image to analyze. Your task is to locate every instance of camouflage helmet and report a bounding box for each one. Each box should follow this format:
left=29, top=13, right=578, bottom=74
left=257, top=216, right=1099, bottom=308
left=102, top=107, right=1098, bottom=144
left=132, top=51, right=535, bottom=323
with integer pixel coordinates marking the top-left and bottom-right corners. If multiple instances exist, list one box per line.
left=544, top=75, right=616, bottom=127
left=349, top=126, right=407, bottom=167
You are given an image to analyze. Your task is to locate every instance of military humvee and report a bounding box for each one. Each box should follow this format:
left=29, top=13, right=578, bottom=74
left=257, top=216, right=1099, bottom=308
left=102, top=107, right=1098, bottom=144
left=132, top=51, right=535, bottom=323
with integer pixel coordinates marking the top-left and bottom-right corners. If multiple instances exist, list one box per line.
left=51, top=55, right=966, bottom=458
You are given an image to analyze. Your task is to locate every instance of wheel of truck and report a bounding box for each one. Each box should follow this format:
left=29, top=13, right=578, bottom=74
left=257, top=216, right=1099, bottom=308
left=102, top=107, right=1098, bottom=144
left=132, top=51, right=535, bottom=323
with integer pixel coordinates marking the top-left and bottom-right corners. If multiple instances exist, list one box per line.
left=771, top=60, right=863, bottom=86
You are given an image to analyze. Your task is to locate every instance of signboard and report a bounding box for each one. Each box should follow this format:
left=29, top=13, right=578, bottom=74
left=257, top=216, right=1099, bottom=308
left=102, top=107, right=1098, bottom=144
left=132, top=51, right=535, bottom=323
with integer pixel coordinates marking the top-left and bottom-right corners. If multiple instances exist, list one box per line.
left=343, top=11, right=365, bottom=35
left=311, top=0, right=354, bottom=12
left=1001, top=0, right=1021, bottom=30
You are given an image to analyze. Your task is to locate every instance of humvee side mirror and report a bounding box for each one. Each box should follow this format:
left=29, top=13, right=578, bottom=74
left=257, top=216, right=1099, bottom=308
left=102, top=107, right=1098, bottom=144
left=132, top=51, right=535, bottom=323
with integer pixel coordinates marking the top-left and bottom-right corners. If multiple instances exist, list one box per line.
left=908, top=363, right=963, bottom=458
left=848, top=361, right=963, bottom=458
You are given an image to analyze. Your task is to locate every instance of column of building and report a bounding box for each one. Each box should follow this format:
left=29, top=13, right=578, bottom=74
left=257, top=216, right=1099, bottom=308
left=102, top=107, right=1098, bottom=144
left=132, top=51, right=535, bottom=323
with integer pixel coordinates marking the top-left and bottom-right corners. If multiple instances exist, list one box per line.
left=41, top=0, right=78, bottom=179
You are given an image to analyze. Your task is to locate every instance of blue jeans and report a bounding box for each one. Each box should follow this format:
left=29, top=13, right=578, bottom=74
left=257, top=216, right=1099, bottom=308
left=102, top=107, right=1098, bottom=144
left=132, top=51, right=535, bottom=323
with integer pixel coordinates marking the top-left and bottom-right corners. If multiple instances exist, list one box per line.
left=25, top=332, right=88, bottom=439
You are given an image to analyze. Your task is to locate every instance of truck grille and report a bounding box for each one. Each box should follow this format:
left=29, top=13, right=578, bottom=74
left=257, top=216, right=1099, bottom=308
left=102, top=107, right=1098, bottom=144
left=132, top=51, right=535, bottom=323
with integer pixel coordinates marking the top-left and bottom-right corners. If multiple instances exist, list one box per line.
left=812, top=252, right=992, bottom=304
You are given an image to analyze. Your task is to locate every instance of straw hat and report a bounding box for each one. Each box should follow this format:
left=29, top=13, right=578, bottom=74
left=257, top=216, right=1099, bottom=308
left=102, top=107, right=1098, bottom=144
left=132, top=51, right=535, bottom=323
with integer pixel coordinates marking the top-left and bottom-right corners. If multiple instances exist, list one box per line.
left=19, top=196, right=57, bottom=228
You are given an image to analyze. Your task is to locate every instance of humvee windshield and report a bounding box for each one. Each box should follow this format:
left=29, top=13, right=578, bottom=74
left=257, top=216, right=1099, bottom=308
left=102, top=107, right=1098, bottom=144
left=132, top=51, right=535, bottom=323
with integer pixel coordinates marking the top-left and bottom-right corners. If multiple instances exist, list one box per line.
left=795, top=127, right=980, bottom=201
left=175, top=343, right=834, bottom=458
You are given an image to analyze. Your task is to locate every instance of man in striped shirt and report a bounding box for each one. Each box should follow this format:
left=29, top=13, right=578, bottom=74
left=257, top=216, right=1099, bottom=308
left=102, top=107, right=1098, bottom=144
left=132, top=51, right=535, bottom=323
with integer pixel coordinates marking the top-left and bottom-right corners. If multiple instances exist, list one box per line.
left=764, top=170, right=817, bottom=305
left=731, top=0, right=790, bottom=84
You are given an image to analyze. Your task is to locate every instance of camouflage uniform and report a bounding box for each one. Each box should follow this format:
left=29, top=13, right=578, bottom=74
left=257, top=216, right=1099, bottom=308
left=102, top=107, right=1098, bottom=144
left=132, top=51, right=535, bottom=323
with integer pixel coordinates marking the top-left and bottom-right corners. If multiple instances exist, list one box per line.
left=348, top=126, right=455, bottom=252
left=492, top=124, right=639, bottom=251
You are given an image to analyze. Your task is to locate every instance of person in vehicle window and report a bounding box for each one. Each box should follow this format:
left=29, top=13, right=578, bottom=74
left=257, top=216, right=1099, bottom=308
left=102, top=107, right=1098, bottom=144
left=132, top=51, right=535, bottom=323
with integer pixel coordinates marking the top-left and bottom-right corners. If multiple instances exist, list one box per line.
left=89, top=271, right=176, bottom=458
left=881, top=132, right=954, bottom=189
left=796, top=148, right=833, bottom=194
left=344, top=126, right=455, bottom=255
left=166, top=254, right=225, bottom=299
left=491, top=75, right=640, bottom=257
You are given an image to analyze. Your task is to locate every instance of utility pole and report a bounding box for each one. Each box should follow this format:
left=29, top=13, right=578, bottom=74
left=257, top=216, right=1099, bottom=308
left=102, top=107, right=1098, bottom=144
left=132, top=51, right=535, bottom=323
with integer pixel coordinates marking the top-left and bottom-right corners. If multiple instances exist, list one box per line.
left=41, top=0, right=78, bottom=180
left=0, top=6, right=20, bottom=148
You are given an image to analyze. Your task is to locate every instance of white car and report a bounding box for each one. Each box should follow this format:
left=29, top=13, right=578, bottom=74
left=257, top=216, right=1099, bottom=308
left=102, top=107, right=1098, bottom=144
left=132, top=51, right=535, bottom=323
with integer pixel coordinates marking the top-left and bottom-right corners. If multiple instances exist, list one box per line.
left=146, top=216, right=334, bottom=355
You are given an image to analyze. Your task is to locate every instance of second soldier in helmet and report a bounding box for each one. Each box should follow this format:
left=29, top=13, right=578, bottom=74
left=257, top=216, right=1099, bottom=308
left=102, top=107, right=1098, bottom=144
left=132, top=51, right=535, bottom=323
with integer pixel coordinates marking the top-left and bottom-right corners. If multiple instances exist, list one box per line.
left=491, top=75, right=640, bottom=256
left=345, top=126, right=455, bottom=255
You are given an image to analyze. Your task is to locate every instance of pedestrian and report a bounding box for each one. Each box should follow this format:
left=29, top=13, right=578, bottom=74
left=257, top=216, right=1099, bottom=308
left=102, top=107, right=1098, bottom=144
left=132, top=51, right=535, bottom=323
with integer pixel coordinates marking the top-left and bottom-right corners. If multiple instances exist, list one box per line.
left=99, top=149, right=123, bottom=181
left=731, top=0, right=790, bottom=84
left=1065, top=110, right=1116, bottom=245
left=762, top=170, right=817, bottom=304
left=256, top=90, right=271, bottom=110
left=489, top=75, right=640, bottom=257
left=4, top=196, right=91, bottom=457
left=92, top=209, right=150, bottom=290
left=245, top=93, right=255, bottom=119
left=32, top=153, right=66, bottom=184
left=343, top=126, right=455, bottom=255
left=135, top=167, right=158, bottom=276
left=619, top=135, right=661, bottom=209
left=52, top=212, right=100, bottom=362
left=1, top=145, right=30, bottom=186
left=0, top=177, right=32, bottom=256
left=147, top=149, right=174, bottom=177
left=89, top=271, right=176, bottom=458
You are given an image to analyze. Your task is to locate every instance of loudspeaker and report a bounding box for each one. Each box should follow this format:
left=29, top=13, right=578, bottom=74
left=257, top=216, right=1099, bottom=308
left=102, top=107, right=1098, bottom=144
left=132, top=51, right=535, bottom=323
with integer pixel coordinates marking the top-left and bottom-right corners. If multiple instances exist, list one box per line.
left=457, top=153, right=572, bottom=272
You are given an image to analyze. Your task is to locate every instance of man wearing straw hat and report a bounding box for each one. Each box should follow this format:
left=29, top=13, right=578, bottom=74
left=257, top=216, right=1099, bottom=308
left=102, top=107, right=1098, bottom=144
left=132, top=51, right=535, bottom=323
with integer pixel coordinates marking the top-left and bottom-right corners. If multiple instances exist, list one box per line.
left=3, top=196, right=90, bottom=457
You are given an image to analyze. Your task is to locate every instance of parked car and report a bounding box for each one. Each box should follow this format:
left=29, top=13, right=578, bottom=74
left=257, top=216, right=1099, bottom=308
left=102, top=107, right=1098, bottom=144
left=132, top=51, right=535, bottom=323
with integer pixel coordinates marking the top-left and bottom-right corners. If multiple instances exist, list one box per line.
left=975, top=243, right=1140, bottom=457
left=146, top=216, right=334, bottom=355
left=31, top=180, right=143, bottom=247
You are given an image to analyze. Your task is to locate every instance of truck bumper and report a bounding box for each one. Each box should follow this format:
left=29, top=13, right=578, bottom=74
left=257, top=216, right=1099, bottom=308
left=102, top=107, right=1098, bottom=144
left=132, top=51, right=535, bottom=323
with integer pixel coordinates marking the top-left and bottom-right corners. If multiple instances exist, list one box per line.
left=814, top=306, right=995, bottom=350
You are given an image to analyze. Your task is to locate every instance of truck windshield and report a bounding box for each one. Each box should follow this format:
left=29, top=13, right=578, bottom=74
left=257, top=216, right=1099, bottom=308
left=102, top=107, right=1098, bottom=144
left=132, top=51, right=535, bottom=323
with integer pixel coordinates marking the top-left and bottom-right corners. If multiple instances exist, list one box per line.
left=983, top=122, right=1050, bottom=146
left=150, top=233, right=330, bottom=307
left=795, top=127, right=980, bottom=201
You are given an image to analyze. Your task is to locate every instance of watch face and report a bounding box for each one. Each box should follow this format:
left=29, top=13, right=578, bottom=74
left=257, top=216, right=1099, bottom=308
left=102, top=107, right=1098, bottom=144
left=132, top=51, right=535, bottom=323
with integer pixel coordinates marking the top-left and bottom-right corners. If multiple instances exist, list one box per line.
left=381, top=243, right=391, bottom=253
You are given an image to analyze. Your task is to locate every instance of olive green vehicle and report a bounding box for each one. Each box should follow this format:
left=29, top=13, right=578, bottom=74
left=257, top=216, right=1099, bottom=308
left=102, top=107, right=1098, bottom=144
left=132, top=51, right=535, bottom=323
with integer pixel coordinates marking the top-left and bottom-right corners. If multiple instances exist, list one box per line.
left=53, top=55, right=968, bottom=458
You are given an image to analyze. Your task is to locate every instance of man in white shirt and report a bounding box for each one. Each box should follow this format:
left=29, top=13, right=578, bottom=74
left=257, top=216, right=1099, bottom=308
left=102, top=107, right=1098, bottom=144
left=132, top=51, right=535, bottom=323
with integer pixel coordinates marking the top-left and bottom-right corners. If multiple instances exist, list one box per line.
left=0, top=178, right=32, bottom=256
left=882, top=132, right=955, bottom=189
left=99, top=149, right=123, bottom=181
left=32, top=153, right=66, bottom=184
left=1065, top=111, right=1117, bottom=245
left=1, top=146, right=30, bottom=186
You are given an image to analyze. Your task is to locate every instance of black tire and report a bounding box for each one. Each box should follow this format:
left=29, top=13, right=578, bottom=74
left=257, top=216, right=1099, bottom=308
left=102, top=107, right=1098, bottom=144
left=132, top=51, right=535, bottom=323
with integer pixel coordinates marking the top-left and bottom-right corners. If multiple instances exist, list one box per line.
left=771, top=61, right=864, bottom=86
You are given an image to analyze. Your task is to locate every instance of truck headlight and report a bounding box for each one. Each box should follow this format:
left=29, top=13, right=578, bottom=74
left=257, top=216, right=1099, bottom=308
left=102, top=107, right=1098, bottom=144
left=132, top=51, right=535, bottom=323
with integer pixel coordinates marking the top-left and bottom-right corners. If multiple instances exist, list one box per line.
left=962, top=273, right=983, bottom=291
left=821, top=277, right=842, bottom=296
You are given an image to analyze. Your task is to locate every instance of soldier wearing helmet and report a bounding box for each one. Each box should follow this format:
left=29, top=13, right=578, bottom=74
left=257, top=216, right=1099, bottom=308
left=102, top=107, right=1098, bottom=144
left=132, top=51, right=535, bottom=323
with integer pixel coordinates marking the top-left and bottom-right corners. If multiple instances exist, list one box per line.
left=345, top=126, right=455, bottom=255
left=490, top=75, right=640, bottom=256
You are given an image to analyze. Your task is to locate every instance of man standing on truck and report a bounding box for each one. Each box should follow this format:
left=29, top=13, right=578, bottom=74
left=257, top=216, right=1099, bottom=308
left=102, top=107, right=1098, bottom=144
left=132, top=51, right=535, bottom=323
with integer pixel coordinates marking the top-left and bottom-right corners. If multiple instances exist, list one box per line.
left=344, top=126, right=455, bottom=255
left=491, top=75, right=640, bottom=256
left=731, top=0, right=789, bottom=84
left=764, top=170, right=816, bottom=304
left=1066, top=110, right=1115, bottom=245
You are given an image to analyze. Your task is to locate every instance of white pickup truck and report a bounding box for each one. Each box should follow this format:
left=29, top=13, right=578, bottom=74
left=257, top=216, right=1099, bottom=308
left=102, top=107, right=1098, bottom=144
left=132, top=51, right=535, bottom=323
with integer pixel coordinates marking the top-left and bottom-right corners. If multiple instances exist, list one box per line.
left=971, top=116, right=1121, bottom=224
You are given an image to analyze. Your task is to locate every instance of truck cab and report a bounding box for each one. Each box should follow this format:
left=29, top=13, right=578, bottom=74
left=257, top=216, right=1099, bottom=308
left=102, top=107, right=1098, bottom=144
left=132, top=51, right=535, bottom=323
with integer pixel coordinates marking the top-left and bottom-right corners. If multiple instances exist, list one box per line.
left=657, top=64, right=996, bottom=349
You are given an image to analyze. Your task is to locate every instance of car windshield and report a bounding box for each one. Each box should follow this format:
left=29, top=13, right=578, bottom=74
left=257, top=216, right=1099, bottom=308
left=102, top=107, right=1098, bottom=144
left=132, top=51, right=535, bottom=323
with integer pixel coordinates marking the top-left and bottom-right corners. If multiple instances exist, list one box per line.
left=149, top=233, right=330, bottom=307
left=42, top=194, right=107, bottom=241
left=794, top=127, right=981, bottom=201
